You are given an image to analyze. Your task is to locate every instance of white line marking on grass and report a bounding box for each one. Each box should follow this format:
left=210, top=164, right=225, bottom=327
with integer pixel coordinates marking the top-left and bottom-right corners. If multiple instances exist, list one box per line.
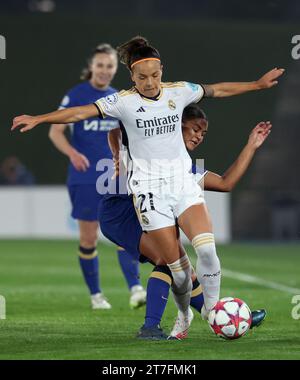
left=222, top=268, right=300, bottom=295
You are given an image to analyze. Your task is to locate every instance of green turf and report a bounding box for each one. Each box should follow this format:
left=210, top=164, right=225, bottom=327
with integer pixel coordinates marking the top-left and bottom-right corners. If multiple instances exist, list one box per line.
left=0, top=240, right=299, bottom=360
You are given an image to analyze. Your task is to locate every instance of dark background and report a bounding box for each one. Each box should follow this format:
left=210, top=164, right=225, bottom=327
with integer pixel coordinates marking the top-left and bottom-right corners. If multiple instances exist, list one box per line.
left=0, top=0, right=299, bottom=239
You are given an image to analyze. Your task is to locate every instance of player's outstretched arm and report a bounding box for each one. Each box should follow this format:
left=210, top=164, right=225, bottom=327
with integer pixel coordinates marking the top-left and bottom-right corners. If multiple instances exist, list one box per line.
left=11, top=104, right=98, bottom=133
left=203, top=121, right=272, bottom=191
left=202, top=68, right=285, bottom=97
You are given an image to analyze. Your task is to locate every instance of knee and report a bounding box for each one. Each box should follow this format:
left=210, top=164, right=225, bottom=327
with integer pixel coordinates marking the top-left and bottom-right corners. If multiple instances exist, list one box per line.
left=80, top=231, right=98, bottom=248
left=154, top=258, right=167, bottom=266
left=192, top=233, right=218, bottom=264
left=197, top=246, right=214, bottom=264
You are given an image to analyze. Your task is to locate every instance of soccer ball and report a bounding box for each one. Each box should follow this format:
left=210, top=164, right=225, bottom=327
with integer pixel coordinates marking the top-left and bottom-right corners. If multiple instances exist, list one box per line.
left=208, top=297, right=252, bottom=340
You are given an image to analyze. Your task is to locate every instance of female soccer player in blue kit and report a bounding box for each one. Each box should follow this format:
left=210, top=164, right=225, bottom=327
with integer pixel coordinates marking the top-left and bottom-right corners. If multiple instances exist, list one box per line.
left=12, top=36, right=283, bottom=338
left=48, top=44, right=146, bottom=310
left=99, top=104, right=271, bottom=339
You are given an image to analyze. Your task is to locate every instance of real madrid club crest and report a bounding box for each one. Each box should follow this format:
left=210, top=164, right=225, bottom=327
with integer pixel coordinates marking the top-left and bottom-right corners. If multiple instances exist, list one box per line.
left=168, top=99, right=176, bottom=110
left=141, top=214, right=150, bottom=226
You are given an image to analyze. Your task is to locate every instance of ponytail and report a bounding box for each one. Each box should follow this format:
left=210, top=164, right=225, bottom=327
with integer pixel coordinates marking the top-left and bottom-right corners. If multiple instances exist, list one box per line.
left=117, top=36, right=160, bottom=70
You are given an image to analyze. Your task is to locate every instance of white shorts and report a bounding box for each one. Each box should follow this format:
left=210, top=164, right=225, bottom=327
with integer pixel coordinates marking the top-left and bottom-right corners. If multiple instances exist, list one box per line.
left=131, top=174, right=205, bottom=231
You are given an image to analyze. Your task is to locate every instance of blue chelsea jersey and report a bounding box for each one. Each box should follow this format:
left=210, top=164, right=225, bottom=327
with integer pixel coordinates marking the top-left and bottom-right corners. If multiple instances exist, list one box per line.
left=59, top=81, right=119, bottom=185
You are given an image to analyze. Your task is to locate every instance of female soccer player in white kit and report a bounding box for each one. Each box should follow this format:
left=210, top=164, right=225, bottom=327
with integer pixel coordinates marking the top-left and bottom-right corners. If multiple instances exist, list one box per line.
left=12, top=36, right=284, bottom=337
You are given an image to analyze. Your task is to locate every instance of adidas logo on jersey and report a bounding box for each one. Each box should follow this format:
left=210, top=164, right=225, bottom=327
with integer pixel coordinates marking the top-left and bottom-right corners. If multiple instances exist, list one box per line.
left=136, top=107, right=146, bottom=112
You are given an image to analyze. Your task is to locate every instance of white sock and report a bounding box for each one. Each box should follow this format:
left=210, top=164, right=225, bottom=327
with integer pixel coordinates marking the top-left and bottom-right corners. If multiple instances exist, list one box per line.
left=168, top=255, right=192, bottom=314
left=192, top=233, right=221, bottom=311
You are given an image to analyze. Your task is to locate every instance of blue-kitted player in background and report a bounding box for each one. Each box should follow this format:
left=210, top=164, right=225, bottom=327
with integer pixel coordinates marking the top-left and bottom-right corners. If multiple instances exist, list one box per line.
left=49, top=44, right=146, bottom=310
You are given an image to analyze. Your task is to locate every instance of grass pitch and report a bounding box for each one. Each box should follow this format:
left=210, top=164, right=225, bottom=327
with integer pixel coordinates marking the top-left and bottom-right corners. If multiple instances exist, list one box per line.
left=0, top=240, right=299, bottom=360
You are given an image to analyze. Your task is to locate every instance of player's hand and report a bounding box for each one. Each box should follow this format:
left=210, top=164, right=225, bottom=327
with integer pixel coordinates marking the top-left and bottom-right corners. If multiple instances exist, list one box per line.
left=248, top=121, right=272, bottom=149
left=11, top=115, right=40, bottom=132
left=69, top=150, right=90, bottom=172
left=256, top=68, right=285, bottom=89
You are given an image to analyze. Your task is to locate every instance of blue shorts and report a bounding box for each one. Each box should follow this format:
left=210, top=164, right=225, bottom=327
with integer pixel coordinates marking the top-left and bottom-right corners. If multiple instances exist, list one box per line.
left=98, top=195, right=143, bottom=261
left=68, top=184, right=102, bottom=221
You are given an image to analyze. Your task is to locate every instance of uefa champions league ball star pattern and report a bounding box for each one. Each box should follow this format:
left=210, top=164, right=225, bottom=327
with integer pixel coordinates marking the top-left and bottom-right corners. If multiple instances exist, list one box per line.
left=208, top=297, right=252, bottom=340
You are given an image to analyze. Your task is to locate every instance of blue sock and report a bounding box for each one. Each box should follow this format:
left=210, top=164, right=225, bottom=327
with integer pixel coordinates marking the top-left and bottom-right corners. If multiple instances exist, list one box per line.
left=78, top=246, right=100, bottom=295
left=144, top=266, right=172, bottom=328
left=190, top=278, right=204, bottom=313
left=117, top=248, right=140, bottom=290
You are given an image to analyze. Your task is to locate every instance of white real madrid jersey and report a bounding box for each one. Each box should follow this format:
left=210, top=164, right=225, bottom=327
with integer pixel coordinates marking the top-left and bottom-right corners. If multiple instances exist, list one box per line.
left=95, top=81, right=204, bottom=182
